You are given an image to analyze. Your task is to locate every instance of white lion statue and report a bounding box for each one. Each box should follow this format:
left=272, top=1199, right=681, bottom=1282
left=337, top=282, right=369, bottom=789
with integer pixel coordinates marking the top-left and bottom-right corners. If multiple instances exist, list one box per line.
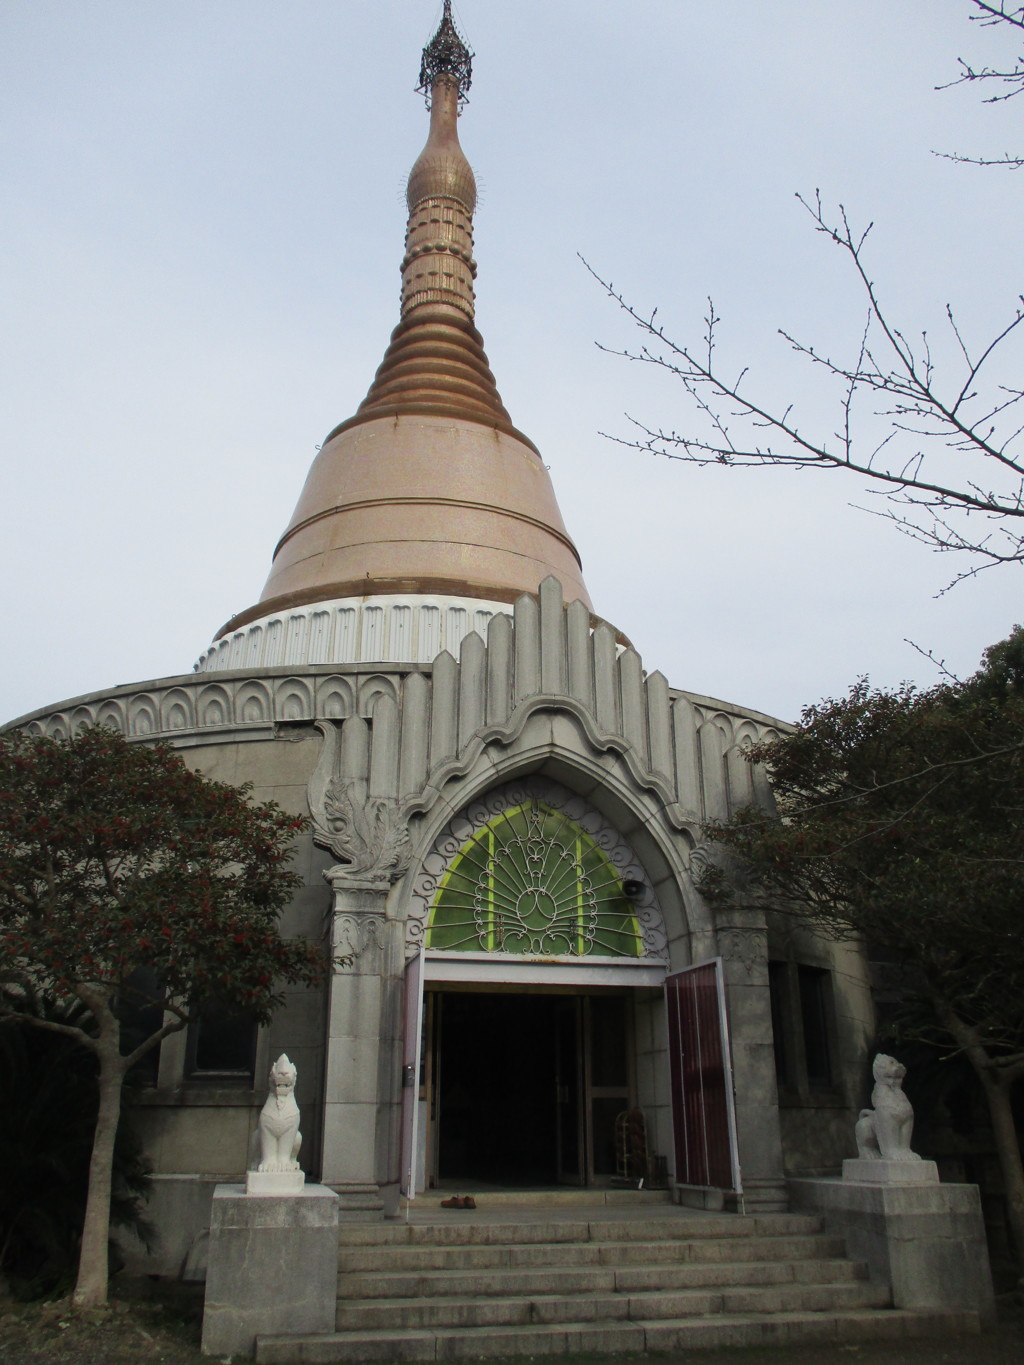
left=854, top=1054, right=922, bottom=1162
left=255, top=1054, right=303, bottom=1173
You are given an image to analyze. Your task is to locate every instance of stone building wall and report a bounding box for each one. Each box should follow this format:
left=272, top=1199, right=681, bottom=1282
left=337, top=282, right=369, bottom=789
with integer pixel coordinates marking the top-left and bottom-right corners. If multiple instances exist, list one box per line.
left=9, top=578, right=874, bottom=1269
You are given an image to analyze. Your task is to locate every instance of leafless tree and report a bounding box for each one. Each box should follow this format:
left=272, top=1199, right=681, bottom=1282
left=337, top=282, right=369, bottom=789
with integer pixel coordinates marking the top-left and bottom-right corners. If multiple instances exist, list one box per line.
left=937, top=2, right=1023, bottom=169
left=586, top=194, right=1024, bottom=593
left=587, top=6, right=1024, bottom=591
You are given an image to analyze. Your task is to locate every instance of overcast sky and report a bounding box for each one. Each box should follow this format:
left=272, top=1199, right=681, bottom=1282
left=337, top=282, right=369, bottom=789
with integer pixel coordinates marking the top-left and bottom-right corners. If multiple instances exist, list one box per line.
left=2, top=0, right=1021, bottom=726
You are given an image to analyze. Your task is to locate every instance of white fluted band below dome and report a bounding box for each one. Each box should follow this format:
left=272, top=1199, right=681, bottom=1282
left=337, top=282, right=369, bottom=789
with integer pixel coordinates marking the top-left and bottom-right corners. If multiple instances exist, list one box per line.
left=194, top=594, right=512, bottom=674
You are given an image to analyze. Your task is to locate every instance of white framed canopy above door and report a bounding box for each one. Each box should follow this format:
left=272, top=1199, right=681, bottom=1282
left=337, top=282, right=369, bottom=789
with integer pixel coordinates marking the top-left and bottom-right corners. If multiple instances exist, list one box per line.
left=423, top=952, right=667, bottom=988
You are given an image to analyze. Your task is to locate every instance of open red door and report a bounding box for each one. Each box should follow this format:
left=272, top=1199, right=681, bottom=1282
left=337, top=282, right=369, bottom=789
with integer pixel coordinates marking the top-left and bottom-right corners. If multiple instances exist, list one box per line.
left=399, top=948, right=425, bottom=1199
left=664, top=958, right=741, bottom=1194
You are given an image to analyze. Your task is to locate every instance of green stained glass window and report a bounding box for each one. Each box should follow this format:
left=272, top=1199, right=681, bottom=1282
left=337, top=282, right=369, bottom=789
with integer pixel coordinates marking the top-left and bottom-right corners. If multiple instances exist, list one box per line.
left=427, top=800, right=643, bottom=957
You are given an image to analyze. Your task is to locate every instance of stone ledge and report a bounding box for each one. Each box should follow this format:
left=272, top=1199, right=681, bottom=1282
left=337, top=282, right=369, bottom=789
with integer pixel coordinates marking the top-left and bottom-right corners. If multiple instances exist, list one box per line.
left=842, top=1157, right=939, bottom=1185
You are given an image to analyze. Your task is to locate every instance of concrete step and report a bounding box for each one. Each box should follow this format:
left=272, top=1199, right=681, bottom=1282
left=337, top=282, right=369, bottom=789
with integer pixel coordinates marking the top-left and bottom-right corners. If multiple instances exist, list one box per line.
left=255, top=1308, right=981, bottom=1362
left=338, top=1236, right=866, bottom=1276
left=310, top=1206, right=976, bottom=1362
left=337, top=1236, right=849, bottom=1296
left=337, top=1212, right=823, bottom=1248
left=334, top=1280, right=890, bottom=1331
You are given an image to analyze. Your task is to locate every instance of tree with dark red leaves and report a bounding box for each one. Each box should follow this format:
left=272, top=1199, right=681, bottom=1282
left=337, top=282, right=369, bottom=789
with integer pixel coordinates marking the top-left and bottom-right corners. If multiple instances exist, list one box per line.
left=0, top=725, right=323, bottom=1307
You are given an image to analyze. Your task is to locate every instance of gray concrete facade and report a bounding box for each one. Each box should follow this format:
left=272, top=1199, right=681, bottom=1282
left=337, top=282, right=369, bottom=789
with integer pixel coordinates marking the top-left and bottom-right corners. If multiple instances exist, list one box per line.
left=12, top=576, right=876, bottom=1265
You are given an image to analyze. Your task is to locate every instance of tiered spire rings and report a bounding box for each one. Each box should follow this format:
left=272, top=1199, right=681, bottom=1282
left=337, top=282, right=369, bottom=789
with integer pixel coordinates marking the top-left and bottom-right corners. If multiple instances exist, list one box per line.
left=342, top=0, right=513, bottom=433
left=213, top=2, right=592, bottom=641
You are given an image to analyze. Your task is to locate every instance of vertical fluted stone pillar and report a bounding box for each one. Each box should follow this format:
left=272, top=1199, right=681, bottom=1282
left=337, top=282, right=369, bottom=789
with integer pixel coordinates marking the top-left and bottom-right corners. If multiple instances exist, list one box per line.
left=717, top=912, right=789, bottom=1212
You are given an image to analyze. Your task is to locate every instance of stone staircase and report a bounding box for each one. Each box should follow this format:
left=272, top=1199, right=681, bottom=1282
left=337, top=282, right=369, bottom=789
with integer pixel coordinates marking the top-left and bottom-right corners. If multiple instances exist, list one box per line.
left=254, top=1199, right=980, bottom=1362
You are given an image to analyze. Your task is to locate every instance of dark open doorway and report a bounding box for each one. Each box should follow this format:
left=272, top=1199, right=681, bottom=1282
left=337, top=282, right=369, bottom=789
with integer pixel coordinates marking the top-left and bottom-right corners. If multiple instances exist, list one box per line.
left=430, top=990, right=631, bottom=1187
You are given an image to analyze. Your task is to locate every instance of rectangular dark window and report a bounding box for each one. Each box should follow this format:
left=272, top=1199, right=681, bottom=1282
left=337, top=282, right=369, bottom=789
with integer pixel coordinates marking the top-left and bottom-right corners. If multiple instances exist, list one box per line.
left=185, top=999, right=257, bottom=1082
left=768, top=960, right=791, bottom=1088
left=116, top=967, right=164, bottom=1085
left=797, top=965, right=833, bottom=1088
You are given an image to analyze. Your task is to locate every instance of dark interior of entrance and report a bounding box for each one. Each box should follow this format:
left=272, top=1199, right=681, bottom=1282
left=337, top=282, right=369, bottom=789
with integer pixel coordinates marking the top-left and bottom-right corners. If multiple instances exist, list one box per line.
left=433, top=991, right=629, bottom=1187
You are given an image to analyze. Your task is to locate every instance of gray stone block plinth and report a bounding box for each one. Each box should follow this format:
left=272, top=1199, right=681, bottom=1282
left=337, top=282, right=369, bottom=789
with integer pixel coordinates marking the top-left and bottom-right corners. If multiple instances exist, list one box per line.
left=201, top=1182, right=339, bottom=1358
left=788, top=1176, right=994, bottom=1324
left=843, top=1157, right=939, bottom=1184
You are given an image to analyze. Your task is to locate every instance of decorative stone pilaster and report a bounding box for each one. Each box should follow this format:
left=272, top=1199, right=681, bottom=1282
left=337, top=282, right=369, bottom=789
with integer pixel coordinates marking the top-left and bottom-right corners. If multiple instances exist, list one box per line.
left=319, top=878, right=391, bottom=1209
left=309, top=727, right=411, bottom=1211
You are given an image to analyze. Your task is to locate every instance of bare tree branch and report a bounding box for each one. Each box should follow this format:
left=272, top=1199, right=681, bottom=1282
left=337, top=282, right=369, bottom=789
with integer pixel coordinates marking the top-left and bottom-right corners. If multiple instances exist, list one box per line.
left=583, top=193, right=1024, bottom=589
left=935, top=3, right=1024, bottom=165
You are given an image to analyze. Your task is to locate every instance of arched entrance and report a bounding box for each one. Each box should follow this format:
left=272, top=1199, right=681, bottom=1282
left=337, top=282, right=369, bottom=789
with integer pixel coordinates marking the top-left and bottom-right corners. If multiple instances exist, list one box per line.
left=403, top=778, right=670, bottom=1192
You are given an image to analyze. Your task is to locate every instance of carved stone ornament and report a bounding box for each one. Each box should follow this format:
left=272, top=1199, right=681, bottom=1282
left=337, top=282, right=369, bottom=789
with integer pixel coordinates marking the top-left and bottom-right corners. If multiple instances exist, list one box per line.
left=308, top=721, right=412, bottom=888
left=844, top=1053, right=940, bottom=1185
left=333, top=912, right=386, bottom=969
left=855, top=1054, right=922, bottom=1163
left=320, top=779, right=411, bottom=885
left=721, top=928, right=768, bottom=979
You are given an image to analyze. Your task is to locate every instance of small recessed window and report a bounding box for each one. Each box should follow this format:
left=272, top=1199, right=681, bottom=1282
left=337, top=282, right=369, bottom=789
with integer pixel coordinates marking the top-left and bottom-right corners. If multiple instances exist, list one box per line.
left=768, top=961, right=792, bottom=1088
left=797, top=965, right=834, bottom=1089
left=185, top=999, right=257, bottom=1082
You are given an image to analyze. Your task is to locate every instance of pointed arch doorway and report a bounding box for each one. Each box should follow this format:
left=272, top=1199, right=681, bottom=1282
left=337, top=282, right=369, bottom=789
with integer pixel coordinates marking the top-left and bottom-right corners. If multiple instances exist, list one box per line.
left=404, top=777, right=672, bottom=1193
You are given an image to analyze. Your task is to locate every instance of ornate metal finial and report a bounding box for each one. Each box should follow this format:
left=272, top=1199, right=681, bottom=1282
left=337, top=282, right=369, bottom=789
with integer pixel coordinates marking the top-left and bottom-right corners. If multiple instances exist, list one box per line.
left=417, top=0, right=473, bottom=108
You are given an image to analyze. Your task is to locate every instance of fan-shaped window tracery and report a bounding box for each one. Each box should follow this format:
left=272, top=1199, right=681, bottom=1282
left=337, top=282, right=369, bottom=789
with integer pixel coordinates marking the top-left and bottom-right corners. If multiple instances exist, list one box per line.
left=428, top=800, right=642, bottom=957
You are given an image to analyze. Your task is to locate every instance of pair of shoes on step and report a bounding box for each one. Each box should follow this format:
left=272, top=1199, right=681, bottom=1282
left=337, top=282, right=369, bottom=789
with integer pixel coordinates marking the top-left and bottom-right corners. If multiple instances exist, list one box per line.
left=440, top=1194, right=477, bottom=1209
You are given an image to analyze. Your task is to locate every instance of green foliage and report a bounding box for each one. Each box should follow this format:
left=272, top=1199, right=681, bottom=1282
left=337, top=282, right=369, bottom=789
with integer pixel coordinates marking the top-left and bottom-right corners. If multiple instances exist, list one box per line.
left=0, top=725, right=324, bottom=1037
left=700, top=631, right=1024, bottom=1066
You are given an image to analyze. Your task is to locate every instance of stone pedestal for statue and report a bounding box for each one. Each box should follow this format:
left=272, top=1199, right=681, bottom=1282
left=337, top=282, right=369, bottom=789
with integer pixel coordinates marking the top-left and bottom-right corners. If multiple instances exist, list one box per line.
left=842, top=1157, right=940, bottom=1185
left=788, top=1053, right=994, bottom=1324
left=788, top=1177, right=994, bottom=1323
left=201, top=1054, right=339, bottom=1356
left=245, top=1169, right=306, bottom=1195
left=201, top=1184, right=340, bottom=1357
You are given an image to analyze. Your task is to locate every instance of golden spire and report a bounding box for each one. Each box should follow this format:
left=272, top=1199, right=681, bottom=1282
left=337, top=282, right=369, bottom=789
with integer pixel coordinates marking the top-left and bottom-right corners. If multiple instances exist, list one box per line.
left=330, top=2, right=518, bottom=444
left=213, top=7, right=591, bottom=642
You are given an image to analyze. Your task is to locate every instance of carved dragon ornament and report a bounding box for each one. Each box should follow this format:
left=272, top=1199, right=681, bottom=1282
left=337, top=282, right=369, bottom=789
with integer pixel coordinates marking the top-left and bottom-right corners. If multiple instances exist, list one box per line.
left=308, top=721, right=412, bottom=890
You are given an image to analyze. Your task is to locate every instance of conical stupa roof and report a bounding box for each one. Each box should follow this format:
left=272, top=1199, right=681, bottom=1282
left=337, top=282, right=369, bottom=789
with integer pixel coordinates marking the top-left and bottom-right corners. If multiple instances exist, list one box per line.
left=216, top=7, right=590, bottom=642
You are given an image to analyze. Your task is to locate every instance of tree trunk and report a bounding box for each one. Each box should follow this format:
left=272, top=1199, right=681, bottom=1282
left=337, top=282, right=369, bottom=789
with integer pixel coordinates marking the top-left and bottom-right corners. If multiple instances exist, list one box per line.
left=978, top=1071, right=1024, bottom=1272
left=936, top=1001, right=1024, bottom=1273
left=72, top=997, right=125, bottom=1308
